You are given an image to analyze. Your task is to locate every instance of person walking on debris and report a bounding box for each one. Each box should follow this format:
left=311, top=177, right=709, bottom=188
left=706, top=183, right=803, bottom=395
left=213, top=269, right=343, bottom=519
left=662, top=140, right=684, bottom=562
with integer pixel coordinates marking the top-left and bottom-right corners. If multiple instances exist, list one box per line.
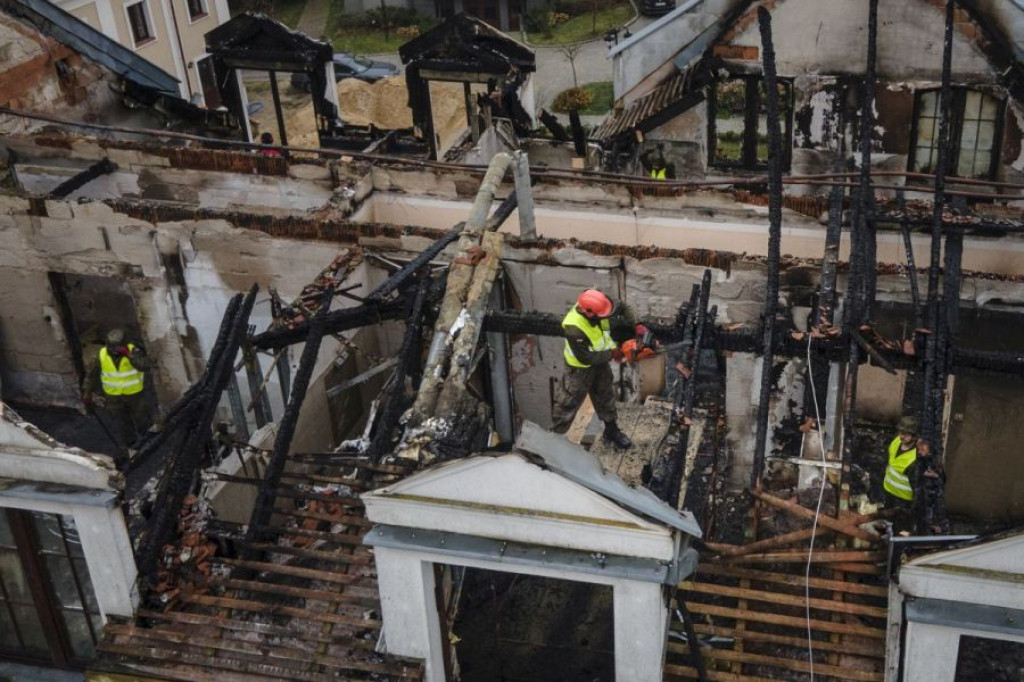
left=883, top=416, right=948, bottom=534
left=83, top=328, right=152, bottom=453
left=551, top=289, right=655, bottom=449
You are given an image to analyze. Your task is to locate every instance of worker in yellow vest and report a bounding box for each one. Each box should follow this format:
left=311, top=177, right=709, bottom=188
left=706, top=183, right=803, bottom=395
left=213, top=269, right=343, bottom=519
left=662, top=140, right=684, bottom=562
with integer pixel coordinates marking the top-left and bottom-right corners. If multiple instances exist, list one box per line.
left=551, top=289, right=644, bottom=449
left=83, top=328, right=151, bottom=450
left=649, top=158, right=668, bottom=180
left=883, top=416, right=923, bottom=532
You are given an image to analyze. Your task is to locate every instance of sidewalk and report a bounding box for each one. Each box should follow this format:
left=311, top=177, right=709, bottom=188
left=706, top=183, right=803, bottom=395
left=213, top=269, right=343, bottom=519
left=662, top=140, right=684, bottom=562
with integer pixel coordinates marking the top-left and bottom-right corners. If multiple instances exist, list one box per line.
left=296, top=0, right=329, bottom=40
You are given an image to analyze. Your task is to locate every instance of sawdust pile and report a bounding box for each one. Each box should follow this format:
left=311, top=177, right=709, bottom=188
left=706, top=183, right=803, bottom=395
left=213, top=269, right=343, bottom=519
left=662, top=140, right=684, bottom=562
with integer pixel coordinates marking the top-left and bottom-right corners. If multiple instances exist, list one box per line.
left=338, top=77, right=468, bottom=154
left=338, top=76, right=414, bottom=129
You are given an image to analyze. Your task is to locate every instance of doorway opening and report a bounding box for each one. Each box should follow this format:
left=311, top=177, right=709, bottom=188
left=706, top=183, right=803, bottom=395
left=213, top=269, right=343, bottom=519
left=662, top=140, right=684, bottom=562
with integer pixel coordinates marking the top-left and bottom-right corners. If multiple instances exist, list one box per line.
left=453, top=567, right=615, bottom=681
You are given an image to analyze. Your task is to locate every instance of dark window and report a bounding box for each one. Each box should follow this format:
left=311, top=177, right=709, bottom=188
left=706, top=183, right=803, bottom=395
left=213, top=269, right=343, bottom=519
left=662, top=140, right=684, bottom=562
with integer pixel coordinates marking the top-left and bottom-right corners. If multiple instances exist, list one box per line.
left=126, top=1, right=154, bottom=45
left=186, top=0, right=207, bottom=20
left=709, top=76, right=792, bottom=170
left=0, top=510, right=102, bottom=667
left=911, top=89, right=1002, bottom=180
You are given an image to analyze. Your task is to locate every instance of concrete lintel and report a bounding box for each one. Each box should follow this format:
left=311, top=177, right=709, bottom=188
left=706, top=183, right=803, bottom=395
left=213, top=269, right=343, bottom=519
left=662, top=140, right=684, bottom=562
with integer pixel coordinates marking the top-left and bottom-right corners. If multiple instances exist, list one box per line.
left=366, top=524, right=673, bottom=584
left=0, top=480, right=118, bottom=509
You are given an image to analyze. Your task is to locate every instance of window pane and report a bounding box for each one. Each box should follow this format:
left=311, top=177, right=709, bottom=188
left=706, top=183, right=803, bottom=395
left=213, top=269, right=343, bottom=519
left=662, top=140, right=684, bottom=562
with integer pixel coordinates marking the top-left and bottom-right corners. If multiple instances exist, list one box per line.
left=10, top=605, right=48, bottom=656
left=977, top=120, right=996, bottom=150
left=981, top=93, right=1000, bottom=120
left=920, top=91, right=939, bottom=118
left=61, top=611, right=95, bottom=660
left=971, top=151, right=991, bottom=178
left=955, top=635, right=1024, bottom=681
left=714, top=80, right=746, bottom=163
left=59, top=517, right=84, bottom=558
left=30, top=514, right=63, bottom=555
left=960, top=117, right=979, bottom=150
left=956, top=149, right=976, bottom=177
left=45, top=556, right=81, bottom=609
left=963, top=90, right=982, bottom=120
left=914, top=145, right=936, bottom=173
left=916, top=116, right=938, bottom=147
left=0, top=550, right=32, bottom=603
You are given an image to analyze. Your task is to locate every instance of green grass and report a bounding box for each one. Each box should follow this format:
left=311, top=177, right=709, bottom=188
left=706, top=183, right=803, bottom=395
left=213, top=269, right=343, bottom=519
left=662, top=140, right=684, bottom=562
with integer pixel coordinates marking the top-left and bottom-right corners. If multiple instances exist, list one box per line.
left=580, top=81, right=613, bottom=115
left=527, top=3, right=635, bottom=46
left=326, top=4, right=437, bottom=53
left=232, top=0, right=307, bottom=27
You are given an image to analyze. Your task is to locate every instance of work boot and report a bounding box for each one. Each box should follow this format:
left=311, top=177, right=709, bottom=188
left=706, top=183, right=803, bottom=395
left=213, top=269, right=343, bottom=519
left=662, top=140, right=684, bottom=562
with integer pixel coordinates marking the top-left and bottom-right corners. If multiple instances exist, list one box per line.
left=602, top=422, right=632, bottom=449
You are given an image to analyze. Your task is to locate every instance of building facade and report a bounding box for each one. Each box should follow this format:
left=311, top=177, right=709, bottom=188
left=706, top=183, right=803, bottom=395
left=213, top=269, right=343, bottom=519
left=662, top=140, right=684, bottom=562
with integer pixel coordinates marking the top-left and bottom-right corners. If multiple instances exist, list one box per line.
left=53, top=0, right=230, bottom=104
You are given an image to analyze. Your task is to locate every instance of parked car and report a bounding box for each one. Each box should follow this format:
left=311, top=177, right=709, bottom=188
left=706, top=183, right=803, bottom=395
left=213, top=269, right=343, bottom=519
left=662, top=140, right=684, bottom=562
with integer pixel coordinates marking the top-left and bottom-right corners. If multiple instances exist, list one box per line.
left=639, top=0, right=675, bottom=16
left=290, top=53, right=400, bottom=91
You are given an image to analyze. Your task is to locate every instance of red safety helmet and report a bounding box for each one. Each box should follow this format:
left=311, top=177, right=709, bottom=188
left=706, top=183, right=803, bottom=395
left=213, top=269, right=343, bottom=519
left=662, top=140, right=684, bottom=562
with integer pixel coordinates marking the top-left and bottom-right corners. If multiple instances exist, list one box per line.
left=577, top=289, right=613, bottom=318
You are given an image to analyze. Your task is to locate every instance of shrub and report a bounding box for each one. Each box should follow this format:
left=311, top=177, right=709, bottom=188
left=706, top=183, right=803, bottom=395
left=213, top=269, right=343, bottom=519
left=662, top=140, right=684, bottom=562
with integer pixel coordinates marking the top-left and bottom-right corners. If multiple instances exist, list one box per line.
left=363, top=6, right=420, bottom=28
left=524, top=8, right=552, bottom=35
left=396, top=25, right=420, bottom=37
left=552, top=86, right=594, bottom=113
left=547, top=11, right=570, bottom=26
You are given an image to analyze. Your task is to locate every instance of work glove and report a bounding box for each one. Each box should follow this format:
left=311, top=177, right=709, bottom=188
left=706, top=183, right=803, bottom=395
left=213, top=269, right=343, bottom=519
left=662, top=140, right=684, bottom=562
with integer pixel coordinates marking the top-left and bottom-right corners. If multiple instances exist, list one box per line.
left=634, top=324, right=650, bottom=337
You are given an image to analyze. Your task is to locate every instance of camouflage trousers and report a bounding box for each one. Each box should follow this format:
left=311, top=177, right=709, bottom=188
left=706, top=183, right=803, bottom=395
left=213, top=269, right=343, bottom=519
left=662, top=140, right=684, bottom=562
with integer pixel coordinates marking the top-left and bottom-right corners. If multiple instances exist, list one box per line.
left=551, top=363, right=617, bottom=434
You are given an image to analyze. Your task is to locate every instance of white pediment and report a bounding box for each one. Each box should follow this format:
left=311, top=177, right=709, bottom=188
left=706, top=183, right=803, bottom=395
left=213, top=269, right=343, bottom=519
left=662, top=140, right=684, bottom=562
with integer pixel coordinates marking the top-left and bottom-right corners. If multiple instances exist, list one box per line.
left=363, top=453, right=678, bottom=561
left=910, top=533, right=1024, bottom=577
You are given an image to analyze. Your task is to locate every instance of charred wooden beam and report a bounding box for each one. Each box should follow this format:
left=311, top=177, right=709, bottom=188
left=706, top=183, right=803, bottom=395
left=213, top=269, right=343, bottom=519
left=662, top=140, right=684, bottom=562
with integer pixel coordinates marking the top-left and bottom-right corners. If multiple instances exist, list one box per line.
left=921, top=0, right=957, bottom=453
left=243, top=288, right=335, bottom=560
left=897, top=191, right=924, bottom=329
left=48, top=158, right=117, bottom=199
left=751, top=7, right=784, bottom=490
left=250, top=298, right=407, bottom=350
left=538, top=109, right=570, bottom=141
left=857, top=0, right=880, bottom=313
left=138, top=285, right=257, bottom=583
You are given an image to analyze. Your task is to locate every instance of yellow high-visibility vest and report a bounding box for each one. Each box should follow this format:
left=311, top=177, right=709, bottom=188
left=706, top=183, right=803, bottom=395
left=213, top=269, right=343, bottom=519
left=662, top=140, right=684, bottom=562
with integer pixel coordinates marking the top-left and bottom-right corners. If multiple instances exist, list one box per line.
left=562, top=307, right=616, bottom=368
left=99, top=345, right=143, bottom=396
left=650, top=167, right=666, bottom=180
left=883, top=436, right=917, bottom=501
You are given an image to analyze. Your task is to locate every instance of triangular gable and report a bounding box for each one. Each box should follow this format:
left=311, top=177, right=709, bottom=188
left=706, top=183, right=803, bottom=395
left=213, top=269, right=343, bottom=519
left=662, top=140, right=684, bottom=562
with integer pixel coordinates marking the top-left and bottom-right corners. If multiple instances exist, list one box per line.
left=398, top=13, right=535, bottom=72
left=205, top=13, right=333, bottom=69
left=910, top=531, right=1024, bottom=577
left=371, top=453, right=662, bottom=531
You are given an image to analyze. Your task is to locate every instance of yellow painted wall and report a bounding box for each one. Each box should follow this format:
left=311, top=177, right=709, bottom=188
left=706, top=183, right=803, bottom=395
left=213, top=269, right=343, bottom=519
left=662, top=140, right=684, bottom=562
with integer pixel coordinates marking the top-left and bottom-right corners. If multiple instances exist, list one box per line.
left=69, top=3, right=102, bottom=30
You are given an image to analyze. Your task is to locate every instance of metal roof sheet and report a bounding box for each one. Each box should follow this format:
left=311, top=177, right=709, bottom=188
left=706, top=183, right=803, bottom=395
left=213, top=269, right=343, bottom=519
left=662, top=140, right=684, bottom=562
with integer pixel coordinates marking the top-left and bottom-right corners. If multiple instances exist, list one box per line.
left=515, top=421, right=703, bottom=538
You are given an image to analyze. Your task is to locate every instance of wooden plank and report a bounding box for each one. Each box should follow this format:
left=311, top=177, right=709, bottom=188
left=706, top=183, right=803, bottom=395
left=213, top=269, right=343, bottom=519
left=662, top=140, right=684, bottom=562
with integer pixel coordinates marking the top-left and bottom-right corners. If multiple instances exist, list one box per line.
left=104, top=622, right=420, bottom=678
left=215, top=579, right=379, bottom=607
left=241, top=541, right=372, bottom=565
left=97, top=642, right=330, bottom=682
left=685, top=581, right=888, bottom=618
left=132, top=608, right=379, bottom=648
left=253, top=525, right=367, bottom=546
left=663, top=662, right=778, bottom=682
left=686, top=602, right=885, bottom=639
left=693, top=564, right=888, bottom=598
left=721, top=550, right=884, bottom=565
left=272, top=489, right=363, bottom=506
left=272, top=508, right=371, bottom=527
left=688, top=623, right=885, bottom=659
left=705, top=526, right=834, bottom=557
left=183, top=594, right=382, bottom=629
left=667, top=642, right=884, bottom=681
left=213, top=558, right=375, bottom=585
left=749, top=490, right=876, bottom=542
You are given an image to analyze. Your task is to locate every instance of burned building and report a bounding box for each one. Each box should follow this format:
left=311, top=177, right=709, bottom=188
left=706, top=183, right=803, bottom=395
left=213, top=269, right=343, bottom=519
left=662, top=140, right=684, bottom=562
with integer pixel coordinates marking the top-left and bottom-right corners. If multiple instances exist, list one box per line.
left=0, top=1, right=1023, bottom=681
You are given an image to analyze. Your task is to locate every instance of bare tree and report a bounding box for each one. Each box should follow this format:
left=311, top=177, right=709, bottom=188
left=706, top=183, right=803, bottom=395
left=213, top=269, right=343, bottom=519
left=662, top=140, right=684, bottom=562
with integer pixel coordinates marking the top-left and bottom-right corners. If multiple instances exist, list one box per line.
left=558, top=44, right=583, bottom=88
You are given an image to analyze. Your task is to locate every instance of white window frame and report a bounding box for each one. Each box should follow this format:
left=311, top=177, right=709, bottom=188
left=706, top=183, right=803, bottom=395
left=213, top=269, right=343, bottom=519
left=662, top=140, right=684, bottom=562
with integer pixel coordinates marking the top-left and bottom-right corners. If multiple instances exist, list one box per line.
left=184, top=0, right=209, bottom=24
left=124, top=0, right=156, bottom=48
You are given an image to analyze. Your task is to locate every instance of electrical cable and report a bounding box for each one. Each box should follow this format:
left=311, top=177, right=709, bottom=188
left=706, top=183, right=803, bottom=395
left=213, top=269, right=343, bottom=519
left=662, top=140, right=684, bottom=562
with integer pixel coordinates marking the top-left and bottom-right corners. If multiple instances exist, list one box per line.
left=804, top=330, right=828, bottom=681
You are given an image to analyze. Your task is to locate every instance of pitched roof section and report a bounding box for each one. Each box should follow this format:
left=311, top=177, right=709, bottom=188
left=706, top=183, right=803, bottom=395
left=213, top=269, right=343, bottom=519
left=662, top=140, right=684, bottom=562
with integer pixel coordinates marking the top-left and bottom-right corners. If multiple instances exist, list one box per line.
left=205, top=13, right=333, bottom=70
left=593, top=68, right=701, bottom=142
left=398, top=13, right=535, bottom=72
left=515, top=421, right=702, bottom=538
left=0, top=0, right=179, bottom=94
